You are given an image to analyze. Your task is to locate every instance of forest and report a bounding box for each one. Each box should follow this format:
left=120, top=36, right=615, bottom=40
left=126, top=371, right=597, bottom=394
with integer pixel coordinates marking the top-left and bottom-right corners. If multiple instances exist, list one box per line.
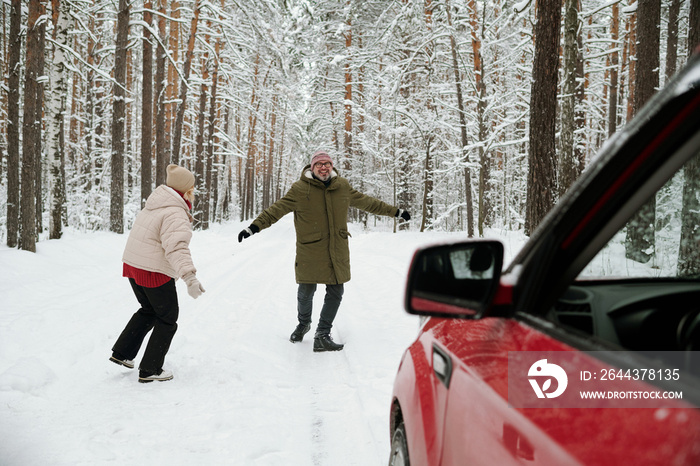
left=0, top=0, right=699, bottom=253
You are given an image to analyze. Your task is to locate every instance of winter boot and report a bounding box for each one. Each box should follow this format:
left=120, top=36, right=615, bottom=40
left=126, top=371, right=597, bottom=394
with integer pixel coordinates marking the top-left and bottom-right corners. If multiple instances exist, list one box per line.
left=290, top=323, right=311, bottom=343
left=138, top=369, right=174, bottom=383
left=313, top=334, right=344, bottom=352
left=110, top=354, right=135, bottom=369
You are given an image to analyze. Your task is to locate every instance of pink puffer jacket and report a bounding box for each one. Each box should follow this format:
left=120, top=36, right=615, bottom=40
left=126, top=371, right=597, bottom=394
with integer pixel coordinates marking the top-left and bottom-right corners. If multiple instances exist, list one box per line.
left=122, top=185, right=196, bottom=280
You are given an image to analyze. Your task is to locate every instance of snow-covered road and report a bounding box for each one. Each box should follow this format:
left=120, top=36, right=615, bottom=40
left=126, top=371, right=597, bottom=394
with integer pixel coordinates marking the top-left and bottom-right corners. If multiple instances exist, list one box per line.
left=2, top=216, right=523, bottom=465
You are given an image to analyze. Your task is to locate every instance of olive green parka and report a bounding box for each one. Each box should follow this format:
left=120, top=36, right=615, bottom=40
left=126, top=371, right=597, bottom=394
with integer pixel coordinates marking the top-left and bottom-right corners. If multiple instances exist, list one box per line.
left=251, top=165, right=399, bottom=284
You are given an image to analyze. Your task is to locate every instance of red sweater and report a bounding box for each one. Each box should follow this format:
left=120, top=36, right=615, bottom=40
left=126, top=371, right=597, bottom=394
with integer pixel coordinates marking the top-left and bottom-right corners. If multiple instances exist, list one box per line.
left=123, top=190, right=192, bottom=288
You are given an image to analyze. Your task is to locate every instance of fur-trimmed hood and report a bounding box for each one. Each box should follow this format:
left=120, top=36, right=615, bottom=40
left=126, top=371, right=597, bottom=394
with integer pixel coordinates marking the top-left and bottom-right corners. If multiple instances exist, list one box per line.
left=302, top=164, right=339, bottom=182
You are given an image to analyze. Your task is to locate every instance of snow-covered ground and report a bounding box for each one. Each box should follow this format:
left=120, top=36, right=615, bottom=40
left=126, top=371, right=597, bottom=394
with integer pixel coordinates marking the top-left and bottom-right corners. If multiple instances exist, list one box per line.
left=0, top=217, right=525, bottom=465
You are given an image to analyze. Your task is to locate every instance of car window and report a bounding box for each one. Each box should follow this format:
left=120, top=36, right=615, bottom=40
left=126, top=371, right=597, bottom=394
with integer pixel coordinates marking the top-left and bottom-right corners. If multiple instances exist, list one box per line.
left=577, top=152, right=700, bottom=280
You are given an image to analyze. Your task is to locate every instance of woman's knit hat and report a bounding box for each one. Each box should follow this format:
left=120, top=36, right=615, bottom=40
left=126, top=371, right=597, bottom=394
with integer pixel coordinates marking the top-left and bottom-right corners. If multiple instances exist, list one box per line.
left=310, top=150, right=333, bottom=169
left=166, top=164, right=195, bottom=193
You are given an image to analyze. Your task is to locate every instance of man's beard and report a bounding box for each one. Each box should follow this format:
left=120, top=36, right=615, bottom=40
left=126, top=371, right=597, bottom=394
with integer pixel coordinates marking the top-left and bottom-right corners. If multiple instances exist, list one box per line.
left=314, top=170, right=331, bottom=181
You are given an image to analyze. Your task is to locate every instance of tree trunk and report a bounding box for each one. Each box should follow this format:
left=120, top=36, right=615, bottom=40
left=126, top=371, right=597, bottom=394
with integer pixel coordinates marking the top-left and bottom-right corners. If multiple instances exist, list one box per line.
left=220, top=107, right=232, bottom=220
left=6, top=0, right=21, bottom=248
left=110, top=0, right=129, bottom=234
left=398, top=144, right=412, bottom=232
left=690, top=0, right=700, bottom=53
left=140, top=0, right=154, bottom=207
left=203, top=37, right=222, bottom=230
left=377, top=59, right=383, bottom=155
left=172, top=0, right=201, bottom=164
left=626, top=3, right=637, bottom=122
left=243, top=54, right=262, bottom=220
left=275, top=114, right=287, bottom=203
left=48, top=0, right=70, bottom=239
left=420, top=136, right=434, bottom=232
left=343, top=10, right=353, bottom=172
left=526, top=0, right=561, bottom=235
left=678, top=154, right=700, bottom=276
left=607, top=3, right=619, bottom=137
left=261, top=114, right=270, bottom=211
left=125, top=44, right=134, bottom=192
left=69, top=32, right=81, bottom=168
left=0, top=4, right=4, bottom=185
left=677, top=0, right=700, bottom=276
left=625, top=0, right=660, bottom=263
left=559, top=0, right=580, bottom=198
left=34, top=3, right=48, bottom=239
left=166, top=1, right=179, bottom=165
left=356, top=31, right=368, bottom=226
left=445, top=0, right=474, bottom=237
left=327, top=79, right=340, bottom=154
left=194, top=54, right=209, bottom=229
left=235, top=109, right=243, bottom=221
left=85, top=16, right=95, bottom=191
left=21, top=0, right=47, bottom=252
left=265, top=94, right=278, bottom=210
left=634, top=1, right=660, bottom=112
left=575, top=14, right=586, bottom=172
left=665, top=0, right=680, bottom=81
left=468, top=0, right=489, bottom=237
left=154, top=0, right=167, bottom=188
left=419, top=2, right=434, bottom=233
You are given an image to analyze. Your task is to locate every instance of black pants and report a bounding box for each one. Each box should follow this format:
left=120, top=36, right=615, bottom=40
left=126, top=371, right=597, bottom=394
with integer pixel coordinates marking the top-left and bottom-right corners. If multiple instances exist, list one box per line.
left=112, top=278, right=179, bottom=374
left=297, top=283, right=344, bottom=337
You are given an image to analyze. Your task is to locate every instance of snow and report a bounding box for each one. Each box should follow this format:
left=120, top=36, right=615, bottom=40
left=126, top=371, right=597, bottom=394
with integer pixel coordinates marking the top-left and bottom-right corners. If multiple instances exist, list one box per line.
left=0, top=217, right=526, bottom=465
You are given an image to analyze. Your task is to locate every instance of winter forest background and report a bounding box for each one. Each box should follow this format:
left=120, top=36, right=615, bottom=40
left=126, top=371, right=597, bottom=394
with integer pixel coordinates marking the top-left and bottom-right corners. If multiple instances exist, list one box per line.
left=1, top=0, right=699, bottom=251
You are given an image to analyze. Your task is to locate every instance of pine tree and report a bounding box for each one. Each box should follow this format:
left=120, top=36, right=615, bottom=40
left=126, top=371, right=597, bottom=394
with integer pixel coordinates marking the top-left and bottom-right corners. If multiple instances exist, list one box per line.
left=677, top=0, right=700, bottom=276
left=560, top=0, right=583, bottom=198
left=6, top=0, right=22, bottom=248
left=526, top=0, right=561, bottom=235
left=20, top=0, right=48, bottom=252
left=140, top=0, right=154, bottom=207
left=110, top=0, right=129, bottom=234
left=625, top=0, right=660, bottom=263
left=445, top=0, right=474, bottom=237
left=172, top=0, right=201, bottom=164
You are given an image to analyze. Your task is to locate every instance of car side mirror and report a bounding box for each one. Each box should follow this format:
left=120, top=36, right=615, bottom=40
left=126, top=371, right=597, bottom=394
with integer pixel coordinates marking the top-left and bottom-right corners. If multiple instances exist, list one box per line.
left=405, top=240, right=504, bottom=319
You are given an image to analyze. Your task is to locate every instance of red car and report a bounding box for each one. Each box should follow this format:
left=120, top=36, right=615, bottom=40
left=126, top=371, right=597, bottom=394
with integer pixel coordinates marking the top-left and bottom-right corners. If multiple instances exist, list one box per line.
left=389, top=54, right=700, bottom=465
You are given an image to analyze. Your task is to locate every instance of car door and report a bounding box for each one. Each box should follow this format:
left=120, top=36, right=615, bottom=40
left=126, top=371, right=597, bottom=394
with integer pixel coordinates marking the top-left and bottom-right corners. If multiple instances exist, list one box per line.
left=432, top=317, right=583, bottom=466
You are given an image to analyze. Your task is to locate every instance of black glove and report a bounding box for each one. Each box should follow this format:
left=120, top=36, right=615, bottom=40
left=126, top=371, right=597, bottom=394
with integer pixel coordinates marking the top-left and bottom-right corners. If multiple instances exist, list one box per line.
left=238, top=224, right=260, bottom=242
left=396, top=209, right=411, bottom=221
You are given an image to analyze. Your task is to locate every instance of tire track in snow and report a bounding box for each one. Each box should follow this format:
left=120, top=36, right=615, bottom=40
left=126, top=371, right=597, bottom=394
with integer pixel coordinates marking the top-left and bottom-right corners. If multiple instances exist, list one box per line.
left=297, top=342, right=385, bottom=465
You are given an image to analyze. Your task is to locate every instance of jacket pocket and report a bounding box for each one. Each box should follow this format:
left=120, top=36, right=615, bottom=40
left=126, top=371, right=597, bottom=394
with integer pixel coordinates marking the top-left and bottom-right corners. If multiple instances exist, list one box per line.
left=299, top=232, right=323, bottom=244
left=339, top=229, right=352, bottom=239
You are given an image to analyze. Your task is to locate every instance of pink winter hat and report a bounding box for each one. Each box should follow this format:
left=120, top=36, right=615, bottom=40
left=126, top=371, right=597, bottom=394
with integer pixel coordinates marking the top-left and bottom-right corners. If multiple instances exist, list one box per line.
left=310, top=150, right=333, bottom=169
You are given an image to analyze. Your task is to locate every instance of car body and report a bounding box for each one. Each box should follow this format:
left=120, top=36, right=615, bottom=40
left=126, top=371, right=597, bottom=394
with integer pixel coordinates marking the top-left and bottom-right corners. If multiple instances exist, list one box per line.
left=389, top=53, right=700, bottom=466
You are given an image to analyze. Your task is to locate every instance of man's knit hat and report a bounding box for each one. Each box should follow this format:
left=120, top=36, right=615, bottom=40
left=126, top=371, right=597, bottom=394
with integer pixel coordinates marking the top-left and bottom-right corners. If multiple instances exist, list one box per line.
left=310, top=150, right=333, bottom=169
left=166, top=164, right=195, bottom=193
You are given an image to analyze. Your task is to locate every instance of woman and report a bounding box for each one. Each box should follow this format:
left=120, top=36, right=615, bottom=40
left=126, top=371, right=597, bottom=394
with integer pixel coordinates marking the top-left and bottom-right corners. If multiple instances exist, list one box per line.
left=110, top=164, right=205, bottom=383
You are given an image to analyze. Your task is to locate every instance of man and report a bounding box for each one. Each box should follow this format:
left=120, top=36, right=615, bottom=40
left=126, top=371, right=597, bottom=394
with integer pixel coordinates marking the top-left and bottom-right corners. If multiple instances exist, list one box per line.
left=238, top=150, right=410, bottom=352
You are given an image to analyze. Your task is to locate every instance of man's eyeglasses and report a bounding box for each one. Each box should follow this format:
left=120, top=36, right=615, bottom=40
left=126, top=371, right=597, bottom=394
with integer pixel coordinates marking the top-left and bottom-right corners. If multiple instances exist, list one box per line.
left=315, top=161, right=333, bottom=168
